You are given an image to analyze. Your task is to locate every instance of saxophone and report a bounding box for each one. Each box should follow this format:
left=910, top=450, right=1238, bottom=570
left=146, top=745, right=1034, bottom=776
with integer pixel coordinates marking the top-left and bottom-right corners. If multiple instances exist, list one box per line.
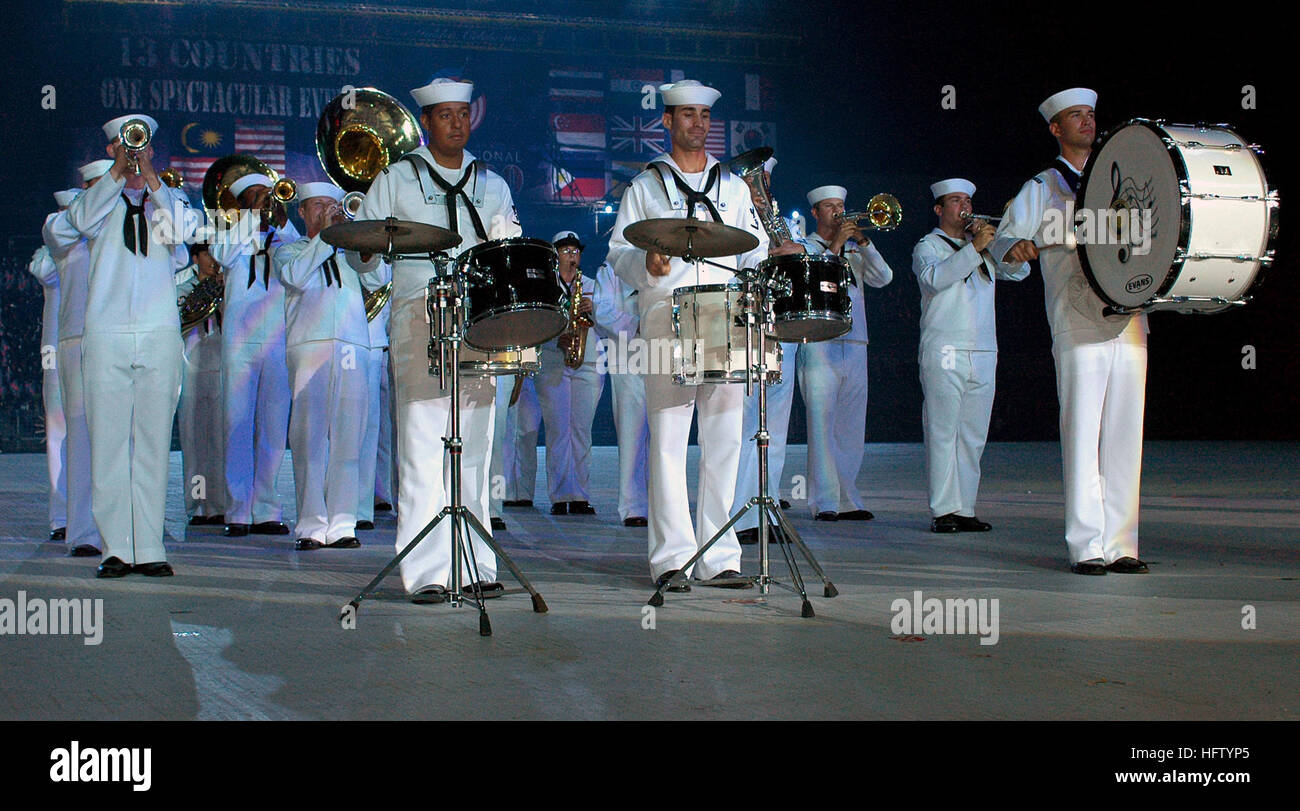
left=562, top=274, right=593, bottom=369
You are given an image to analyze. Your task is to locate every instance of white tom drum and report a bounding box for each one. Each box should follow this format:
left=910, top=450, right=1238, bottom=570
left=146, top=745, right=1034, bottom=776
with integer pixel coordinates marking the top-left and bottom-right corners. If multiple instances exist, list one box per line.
left=670, top=284, right=781, bottom=386
left=1078, top=119, right=1279, bottom=314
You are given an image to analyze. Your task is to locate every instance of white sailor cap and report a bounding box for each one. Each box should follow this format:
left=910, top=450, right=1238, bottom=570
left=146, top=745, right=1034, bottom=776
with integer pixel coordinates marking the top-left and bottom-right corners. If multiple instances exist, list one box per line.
left=228, top=173, right=273, bottom=199
left=297, top=182, right=344, bottom=203
left=54, top=188, right=81, bottom=207
left=930, top=178, right=976, bottom=200
left=1038, top=88, right=1097, bottom=123
left=659, top=80, right=721, bottom=108
left=763, top=156, right=777, bottom=174
left=79, top=159, right=114, bottom=182
left=551, top=230, right=585, bottom=250
left=807, top=185, right=847, bottom=207
left=102, top=113, right=158, bottom=142
left=411, top=78, right=474, bottom=108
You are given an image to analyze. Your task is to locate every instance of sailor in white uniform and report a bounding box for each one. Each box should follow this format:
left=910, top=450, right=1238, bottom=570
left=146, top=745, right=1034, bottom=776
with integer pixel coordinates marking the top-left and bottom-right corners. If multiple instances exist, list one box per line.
left=43, top=162, right=111, bottom=556
left=592, top=258, right=648, bottom=526
left=175, top=245, right=227, bottom=527
left=211, top=172, right=299, bottom=537
left=607, top=80, right=768, bottom=588
left=535, top=230, right=604, bottom=516
left=355, top=77, right=522, bottom=603
left=912, top=178, right=1029, bottom=532
left=29, top=195, right=70, bottom=542
left=500, top=377, right=541, bottom=508
left=275, top=182, right=383, bottom=550
left=991, top=88, right=1150, bottom=576
left=356, top=275, right=391, bottom=531
left=798, top=185, right=894, bottom=522
left=65, top=114, right=198, bottom=577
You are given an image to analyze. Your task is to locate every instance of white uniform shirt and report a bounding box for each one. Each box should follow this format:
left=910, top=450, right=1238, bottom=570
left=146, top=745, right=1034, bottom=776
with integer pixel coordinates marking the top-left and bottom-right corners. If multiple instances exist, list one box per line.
left=65, top=174, right=196, bottom=334
left=28, top=246, right=59, bottom=348
left=210, top=213, right=300, bottom=345
left=274, top=234, right=383, bottom=348
left=42, top=211, right=93, bottom=342
left=991, top=161, right=1147, bottom=344
left=912, top=227, right=1030, bottom=355
left=592, top=260, right=638, bottom=342
left=802, top=231, right=892, bottom=343
left=607, top=154, right=769, bottom=338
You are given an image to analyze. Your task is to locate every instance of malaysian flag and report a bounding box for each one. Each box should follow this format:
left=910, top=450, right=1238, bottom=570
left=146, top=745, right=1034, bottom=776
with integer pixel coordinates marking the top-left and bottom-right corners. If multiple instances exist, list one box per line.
left=609, top=115, right=665, bottom=156
left=234, top=120, right=286, bottom=176
left=168, top=120, right=232, bottom=190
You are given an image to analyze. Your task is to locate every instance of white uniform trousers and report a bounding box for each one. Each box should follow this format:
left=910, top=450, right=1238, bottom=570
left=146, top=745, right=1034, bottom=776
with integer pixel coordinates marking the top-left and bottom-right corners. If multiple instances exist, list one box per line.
left=645, top=372, right=743, bottom=581
left=82, top=331, right=182, bottom=565
left=608, top=369, right=649, bottom=521
left=374, top=351, right=396, bottom=506
left=733, top=344, right=798, bottom=530
left=41, top=355, right=67, bottom=531
left=223, top=338, right=290, bottom=525
left=798, top=341, right=869, bottom=515
left=503, top=377, right=541, bottom=503
left=356, top=346, right=387, bottom=523
left=180, top=327, right=226, bottom=518
left=1053, top=334, right=1147, bottom=564
left=288, top=341, right=369, bottom=543
left=920, top=348, right=996, bottom=518
left=56, top=338, right=98, bottom=547
left=535, top=357, right=605, bottom=504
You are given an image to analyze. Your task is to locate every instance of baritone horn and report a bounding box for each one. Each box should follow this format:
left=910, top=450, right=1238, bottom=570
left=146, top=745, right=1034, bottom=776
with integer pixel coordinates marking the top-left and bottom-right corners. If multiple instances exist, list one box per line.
left=728, top=146, right=793, bottom=245
left=837, top=193, right=904, bottom=232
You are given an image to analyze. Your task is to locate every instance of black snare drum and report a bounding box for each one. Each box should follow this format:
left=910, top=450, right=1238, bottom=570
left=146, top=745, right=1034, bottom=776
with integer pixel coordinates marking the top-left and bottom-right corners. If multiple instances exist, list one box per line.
left=457, top=238, right=568, bottom=350
left=760, top=253, right=852, bottom=342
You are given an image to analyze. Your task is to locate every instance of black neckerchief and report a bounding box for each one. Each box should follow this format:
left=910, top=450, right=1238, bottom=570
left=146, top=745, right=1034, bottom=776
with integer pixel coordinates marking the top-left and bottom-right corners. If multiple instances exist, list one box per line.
left=656, top=163, right=722, bottom=223
left=121, top=192, right=148, bottom=256
left=1050, top=157, right=1081, bottom=196
left=323, top=253, right=342, bottom=287
left=247, top=228, right=274, bottom=289
left=936, top=232, right=990, bottom=282
left=401, top=153, right=488, bottom=241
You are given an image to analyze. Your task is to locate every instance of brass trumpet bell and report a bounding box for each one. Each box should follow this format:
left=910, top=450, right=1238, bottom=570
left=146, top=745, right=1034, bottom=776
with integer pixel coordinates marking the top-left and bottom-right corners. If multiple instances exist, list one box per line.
left=865, top=193, right=903, bottom=231
left=202, top=154, right=279, bottom=225
left=316, top=87, right=423, bottom=193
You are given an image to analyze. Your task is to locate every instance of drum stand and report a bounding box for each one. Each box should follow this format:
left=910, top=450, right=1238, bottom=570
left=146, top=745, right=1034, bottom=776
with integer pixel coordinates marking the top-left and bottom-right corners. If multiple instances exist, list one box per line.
left=342, top=260, right=548, bottom=637
left=647, top=269, right=838, bottom=617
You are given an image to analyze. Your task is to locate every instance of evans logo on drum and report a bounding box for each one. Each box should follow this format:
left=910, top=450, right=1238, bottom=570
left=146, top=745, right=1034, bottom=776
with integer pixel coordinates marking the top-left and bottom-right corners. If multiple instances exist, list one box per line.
left=819, top=281, right=839, bottom=293
left=1126, top=275, right=1154, bottom=294
left=1214, top=165, right=1233, bottom=176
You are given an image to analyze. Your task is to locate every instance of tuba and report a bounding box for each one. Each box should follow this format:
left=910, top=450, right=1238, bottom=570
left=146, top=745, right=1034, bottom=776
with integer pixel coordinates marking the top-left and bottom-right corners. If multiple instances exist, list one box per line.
left=729, top=146, right=793, bottom=246
left=562, top=273, right=593, bottom=369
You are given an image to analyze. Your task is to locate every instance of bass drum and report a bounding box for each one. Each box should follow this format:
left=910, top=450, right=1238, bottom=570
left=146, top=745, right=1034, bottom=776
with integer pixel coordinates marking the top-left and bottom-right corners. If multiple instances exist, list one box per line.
left=457, top=237, right=568, bottom=350
left=1077, top=119, right=1279, bottom=314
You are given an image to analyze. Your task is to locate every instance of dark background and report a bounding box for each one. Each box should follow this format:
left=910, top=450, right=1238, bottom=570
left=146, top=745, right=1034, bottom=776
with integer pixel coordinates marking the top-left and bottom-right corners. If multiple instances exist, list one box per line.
left=2, top=0, right=1294, bottom=450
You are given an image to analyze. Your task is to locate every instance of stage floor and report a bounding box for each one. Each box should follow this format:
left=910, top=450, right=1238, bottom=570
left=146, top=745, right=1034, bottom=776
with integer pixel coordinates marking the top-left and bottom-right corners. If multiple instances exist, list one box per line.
left=1, top=441, right=1296, bottom=721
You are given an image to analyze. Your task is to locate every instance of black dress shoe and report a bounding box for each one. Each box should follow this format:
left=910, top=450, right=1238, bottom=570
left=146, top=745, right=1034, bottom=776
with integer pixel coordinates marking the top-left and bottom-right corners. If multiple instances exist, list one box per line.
left=1070, top=558, right=1108, bottom=576
left=623, top=516, right=648, bottom=527
left=411, top=585, right=447, bottom=604
left=70, top=544, right=101, bottom=558
left=838, top=509, right=875, bottom=521
left=779, top=499, right=791, bottom=510
left=462, top=581, right=505, bottom=599
left=737, top=528, right=758, bottom=545
left=355, top=520, right=375, bottom=531
left=188, top=515, right=224, bottom=527
left=815, top=511, right=839, bottom=522
left=134, top=561, right=174, bottom=577
left=96, top=557, right=131, bottom=578
left=373, top=501, right=393, bottom=512
left=550, top=502, right=568, bottom=516
left=490, top=517, right=507, bottom=531
left=224, top=523, right=250, bottom=537
left=708, top=570, right=753, bottom=589
left=48, top=527, right=67, bottom=542
left=568, top=501, right=596, bottom=515
left=503, top=499, right=533, bottom=508
left=931, top=514, right=960, bottom=533
left=1107, top=556, right=1149, bottom=574
left=954, top=515, right=992, bottom=532
left=655, top=569, right=691, bottom=593
left=251, top=521, right=290, bottom=535
left=187, top=516, right=206, bottom=527
left=326, top=537, right=360, bottom=549
left=294, top=538, right=324, bottom=551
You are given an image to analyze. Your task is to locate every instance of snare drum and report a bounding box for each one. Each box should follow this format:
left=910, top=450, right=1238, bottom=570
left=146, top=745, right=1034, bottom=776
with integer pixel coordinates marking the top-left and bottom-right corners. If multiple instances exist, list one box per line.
left=457, top=237, right=568, bottom=349
left=670, top=284, right=782, bottom=386
left=1078, top=119, right=1278, bottom=314
left=454, top=346, right=540, bottom=378
left=760, top=253, right=852, bottom=342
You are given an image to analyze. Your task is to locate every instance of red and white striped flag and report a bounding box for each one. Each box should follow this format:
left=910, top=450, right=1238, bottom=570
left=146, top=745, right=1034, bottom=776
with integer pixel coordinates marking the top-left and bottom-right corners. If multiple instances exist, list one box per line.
left=234, top=120, right=286, bottom=175
left=706, top=119, right=728, bottom=157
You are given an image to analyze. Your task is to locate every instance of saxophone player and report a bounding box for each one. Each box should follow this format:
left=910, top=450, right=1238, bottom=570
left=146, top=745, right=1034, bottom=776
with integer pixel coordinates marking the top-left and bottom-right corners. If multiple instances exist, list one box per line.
left=534, top=230, right=604, bottom=516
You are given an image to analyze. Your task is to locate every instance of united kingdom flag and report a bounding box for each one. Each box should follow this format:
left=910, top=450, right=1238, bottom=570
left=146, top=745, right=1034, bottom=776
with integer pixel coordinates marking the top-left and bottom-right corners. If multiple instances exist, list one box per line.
left=609, top=115, right=666, bottom=157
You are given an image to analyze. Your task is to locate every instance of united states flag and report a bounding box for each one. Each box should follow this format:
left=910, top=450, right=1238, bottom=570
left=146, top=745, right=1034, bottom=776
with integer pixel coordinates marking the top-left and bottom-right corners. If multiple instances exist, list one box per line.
left=706, top=119, right=728, bottom=157
left=234, top=120, right=286, bottom=175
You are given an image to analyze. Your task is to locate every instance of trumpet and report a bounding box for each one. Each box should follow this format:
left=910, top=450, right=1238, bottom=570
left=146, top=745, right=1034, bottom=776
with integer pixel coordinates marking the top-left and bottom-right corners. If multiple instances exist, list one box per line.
left=159, top=167, right=184, bottom=189
left=836, top=193, right=903, bottom=232
left=341, top=191, right=365, bottom=220
left=270, top=177, right=297, bottom=205
left=119, top=118, right=152, bottom=175
left=960, top=211, right=1003, bottom=227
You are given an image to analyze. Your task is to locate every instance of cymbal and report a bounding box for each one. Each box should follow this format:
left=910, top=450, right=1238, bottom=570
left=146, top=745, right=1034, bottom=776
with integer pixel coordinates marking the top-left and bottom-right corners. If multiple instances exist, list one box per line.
left=623, top=218, right=759, bottom=259
left=320, top=218, right=462, bottom=254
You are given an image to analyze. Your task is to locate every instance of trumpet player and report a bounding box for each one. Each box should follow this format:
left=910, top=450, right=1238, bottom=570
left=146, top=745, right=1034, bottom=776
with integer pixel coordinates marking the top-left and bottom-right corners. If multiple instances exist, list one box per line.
left=535, top=231, right=604, bottom=516
left=799, top=185, right=893, bottom=522
left=210, top=172, right=300, bottom=539
left=30, top=194, right=71, bottom=544
left=912, top=179, right=1029, bottom=533
left=274, top=183, right=383, bottom=551
left=176, top=244, right=228, bottom=527
left=65, top=114, right=199, bottom=577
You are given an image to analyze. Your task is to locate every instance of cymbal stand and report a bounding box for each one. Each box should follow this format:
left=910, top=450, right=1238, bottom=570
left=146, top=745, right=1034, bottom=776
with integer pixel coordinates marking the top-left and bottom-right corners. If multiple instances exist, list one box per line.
left=342, top=255, right=548, bottom=636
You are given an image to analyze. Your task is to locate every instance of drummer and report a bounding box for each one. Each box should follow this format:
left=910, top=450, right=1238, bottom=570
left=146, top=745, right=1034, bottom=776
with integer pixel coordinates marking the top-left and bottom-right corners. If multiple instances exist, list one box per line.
left=355, top=77, right=522, bottom=604
left=607, top=79, right=771, bottom=590
left=990, top=88, right=1150, bottom=576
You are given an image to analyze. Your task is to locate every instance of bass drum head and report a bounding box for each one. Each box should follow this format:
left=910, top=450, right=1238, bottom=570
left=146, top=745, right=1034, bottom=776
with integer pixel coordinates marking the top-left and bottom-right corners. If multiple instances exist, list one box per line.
left=1078, top=120, right=1184, bottom=309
